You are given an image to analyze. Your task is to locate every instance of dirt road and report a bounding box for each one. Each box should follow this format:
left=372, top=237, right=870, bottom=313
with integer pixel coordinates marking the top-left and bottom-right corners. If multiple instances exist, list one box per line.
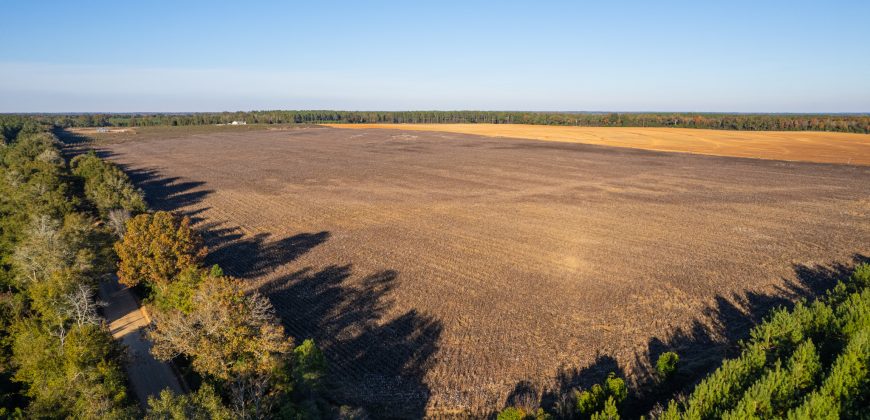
left=99, top=278, right=183, bottom=406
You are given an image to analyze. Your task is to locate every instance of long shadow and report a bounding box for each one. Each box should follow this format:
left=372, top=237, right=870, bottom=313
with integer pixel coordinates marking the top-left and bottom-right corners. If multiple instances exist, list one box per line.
left=55, top=133, right=215, bottom=220
left=202, top=223, right=330, bottom=278
left=53, top=128, right=91, bottom=145
left=120, top=165, right=214, bottom=211
left=53, top=129, right=443, bottom=417
left=260, top=265, right=443, bottom=419
left=56, top=129, right=110, bottom=163
left=61, top=144, right=215, bottom=213
left=514, top=254, right=867, bottom=418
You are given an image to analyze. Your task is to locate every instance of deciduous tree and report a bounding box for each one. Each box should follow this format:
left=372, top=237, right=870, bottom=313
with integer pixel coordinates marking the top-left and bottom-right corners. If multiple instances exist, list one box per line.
left=114, top=211, right=205, bottom=292
left=150, top=274, right=293, bottom=418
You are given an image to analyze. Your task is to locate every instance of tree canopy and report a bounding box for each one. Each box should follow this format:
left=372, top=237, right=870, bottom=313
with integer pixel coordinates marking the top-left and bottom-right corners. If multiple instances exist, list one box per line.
left=114, top=211, right=205, bottom=292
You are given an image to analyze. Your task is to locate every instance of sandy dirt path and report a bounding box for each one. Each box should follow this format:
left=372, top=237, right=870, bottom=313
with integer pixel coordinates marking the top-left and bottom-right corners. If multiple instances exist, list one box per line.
left=99, top=278, right=183, bottom=406
left=325, top=124, right=870, bottom=165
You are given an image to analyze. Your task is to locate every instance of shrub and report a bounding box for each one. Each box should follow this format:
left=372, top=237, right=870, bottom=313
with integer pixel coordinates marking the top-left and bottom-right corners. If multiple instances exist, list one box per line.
left=497, top=407, right=526, bottom=420
left=656, top=352, right=679, bottom=380
left=604, top=373, right=627, bottom=404
left=590, top=396, right=620, bottom=420
left=292, top=339, right=327, bottom=396
left=575, top=372, right=626, bottom=418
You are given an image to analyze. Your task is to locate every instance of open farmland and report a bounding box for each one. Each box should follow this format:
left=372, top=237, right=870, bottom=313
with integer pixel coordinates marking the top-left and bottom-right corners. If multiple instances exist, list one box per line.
left=326, top=124, right=870, bottom=165
left=92, top=126, right=870, bottom=416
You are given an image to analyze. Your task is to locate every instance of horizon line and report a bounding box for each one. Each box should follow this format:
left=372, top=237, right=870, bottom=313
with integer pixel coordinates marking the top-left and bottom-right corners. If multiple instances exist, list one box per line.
left=4, top=110, right=870, bottom=116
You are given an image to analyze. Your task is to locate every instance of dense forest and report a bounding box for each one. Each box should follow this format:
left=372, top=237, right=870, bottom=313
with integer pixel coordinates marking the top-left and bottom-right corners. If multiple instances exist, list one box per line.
left=14, top=111, right=870, bottom=134
left=0, top=116, right=135, bottom=417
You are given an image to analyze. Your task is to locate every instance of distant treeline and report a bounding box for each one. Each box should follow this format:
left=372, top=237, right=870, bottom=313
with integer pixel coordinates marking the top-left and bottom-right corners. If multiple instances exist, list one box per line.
left=15, top=111, right=870, bottom=133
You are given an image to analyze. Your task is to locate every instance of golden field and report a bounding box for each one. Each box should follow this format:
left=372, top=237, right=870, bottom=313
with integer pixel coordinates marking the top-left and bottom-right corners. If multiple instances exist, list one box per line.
left=325, top=124, right=870, bottom=165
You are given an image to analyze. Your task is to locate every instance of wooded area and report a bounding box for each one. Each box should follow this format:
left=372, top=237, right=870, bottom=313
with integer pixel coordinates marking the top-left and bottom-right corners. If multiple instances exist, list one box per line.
left=0, top=116, right=336, bottom=418
left=16, top=111, right=870, bottom=134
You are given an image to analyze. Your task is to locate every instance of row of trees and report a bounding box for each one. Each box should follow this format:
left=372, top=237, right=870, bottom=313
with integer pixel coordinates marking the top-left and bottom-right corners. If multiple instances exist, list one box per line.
left=498, top=263, right=870, bottom=419
left=1, top=117, right=340, bottom=418
left=662, top=264, right=869, bottom=419
left=70, top=152, right=147, bottom=218
left=114, top=211, right=333, bottom=418
left=0, top=116, right=135, bottom=417
left=20, top=111, right=870, bottom=133
left=497, top=355, right=676, bottom=420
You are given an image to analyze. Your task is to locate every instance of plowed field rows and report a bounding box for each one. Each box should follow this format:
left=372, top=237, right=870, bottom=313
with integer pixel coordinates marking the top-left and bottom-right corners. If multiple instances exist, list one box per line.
left=97, top=126, right=870, bottom=417
left=326, top=124, right=870, bottom=165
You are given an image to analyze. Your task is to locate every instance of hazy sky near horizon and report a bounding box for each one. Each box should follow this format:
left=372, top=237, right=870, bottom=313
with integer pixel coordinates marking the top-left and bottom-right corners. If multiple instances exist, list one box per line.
left=2, top=0, right=869, bottom=113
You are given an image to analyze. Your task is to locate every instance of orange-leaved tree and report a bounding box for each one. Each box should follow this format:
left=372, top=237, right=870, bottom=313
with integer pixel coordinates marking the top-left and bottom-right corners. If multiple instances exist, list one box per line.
left=114, top=211, right=206, bottom=292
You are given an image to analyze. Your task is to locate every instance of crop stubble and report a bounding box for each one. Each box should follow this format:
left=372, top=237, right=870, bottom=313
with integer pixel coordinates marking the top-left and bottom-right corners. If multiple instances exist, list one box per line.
left=97, top=126, right=870, bottom=416
left=326, top=124, right=870, bottom=166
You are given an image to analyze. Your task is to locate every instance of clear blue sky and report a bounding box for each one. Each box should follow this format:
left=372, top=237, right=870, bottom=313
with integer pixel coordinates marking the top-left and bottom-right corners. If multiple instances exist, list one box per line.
left=2, top=0, right=868, bottom=112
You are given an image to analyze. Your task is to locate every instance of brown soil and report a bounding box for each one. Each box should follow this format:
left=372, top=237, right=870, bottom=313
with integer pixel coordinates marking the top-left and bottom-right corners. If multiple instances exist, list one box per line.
left=93, top=126, right=870, bottom=417
left=325, top=124, right=870, bottom=166
left=68, top=127, right=136, bottom=134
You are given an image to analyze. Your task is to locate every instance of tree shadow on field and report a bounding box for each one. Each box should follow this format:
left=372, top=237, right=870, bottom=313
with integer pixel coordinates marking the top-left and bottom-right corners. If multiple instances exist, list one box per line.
left=54, top=128, right=91, bottom=146
left=528, top=355, right=625, bottom=417
left=506, top=380, right=541, bottom=413
left=259, top=265, right=443, bottom=419
left=200, top=222, right=330, bottom=279
left=511, top=254, right=867, bottom=419
left=75, top=147, right=213, bottom=212
left=57, top=142, right=215, bottom=217
left=125, top=167, right=214, bottom=211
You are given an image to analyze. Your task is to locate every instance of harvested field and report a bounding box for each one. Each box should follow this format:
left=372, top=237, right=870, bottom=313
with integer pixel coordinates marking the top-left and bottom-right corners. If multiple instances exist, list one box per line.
left=325, top=124, right=870, bottom=165
left=93, top=126, right=870, bottom=417
left=68, top=127, right=136, bottom=134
